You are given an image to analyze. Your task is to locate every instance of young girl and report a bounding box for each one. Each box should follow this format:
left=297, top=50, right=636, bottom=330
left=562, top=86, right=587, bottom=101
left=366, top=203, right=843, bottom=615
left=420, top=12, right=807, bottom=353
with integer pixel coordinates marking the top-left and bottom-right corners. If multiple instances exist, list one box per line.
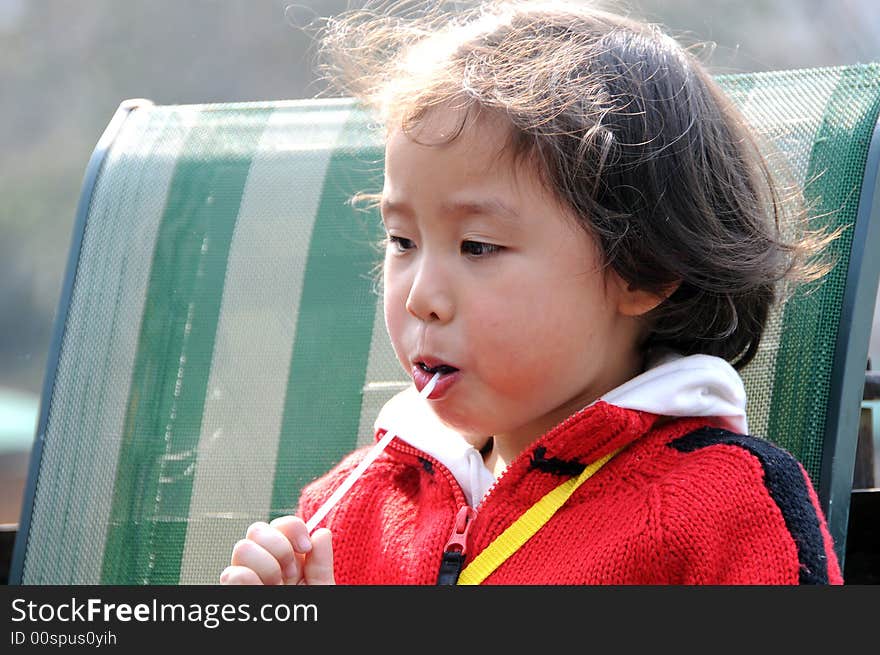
left=220, top=0, right=842, bottom=585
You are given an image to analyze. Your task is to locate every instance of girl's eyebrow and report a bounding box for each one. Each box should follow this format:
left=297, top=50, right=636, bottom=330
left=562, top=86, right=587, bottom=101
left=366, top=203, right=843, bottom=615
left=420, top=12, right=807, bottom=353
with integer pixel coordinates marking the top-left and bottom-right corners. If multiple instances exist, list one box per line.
left=441, top=198, right=521, bottom=223
left=381, top=197, right=521, bottom=223
left=379, top=198, right=413, bottom=219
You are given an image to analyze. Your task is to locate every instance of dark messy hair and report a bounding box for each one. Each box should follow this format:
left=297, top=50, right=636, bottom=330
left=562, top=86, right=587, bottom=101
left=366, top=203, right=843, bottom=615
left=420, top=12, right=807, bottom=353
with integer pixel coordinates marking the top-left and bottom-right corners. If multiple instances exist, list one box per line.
left=315, top=0, right=834, bottom=369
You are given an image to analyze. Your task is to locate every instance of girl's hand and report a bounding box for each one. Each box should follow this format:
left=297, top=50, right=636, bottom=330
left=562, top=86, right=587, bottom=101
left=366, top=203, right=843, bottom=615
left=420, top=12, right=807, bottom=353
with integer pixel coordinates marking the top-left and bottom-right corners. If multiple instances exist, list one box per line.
left=220, top=516, right=335, bottom=585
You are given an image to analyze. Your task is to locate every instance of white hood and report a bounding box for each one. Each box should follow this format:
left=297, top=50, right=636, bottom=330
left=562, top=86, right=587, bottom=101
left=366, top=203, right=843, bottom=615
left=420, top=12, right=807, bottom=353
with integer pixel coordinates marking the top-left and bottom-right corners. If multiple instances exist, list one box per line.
left=373, top=352, right=747, bottom=507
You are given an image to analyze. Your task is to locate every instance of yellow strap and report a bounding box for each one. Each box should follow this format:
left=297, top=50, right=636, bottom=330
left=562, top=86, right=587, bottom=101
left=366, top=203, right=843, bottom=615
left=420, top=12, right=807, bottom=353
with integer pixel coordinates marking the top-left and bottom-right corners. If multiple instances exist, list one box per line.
left=457, top=447, right=621, bottom=585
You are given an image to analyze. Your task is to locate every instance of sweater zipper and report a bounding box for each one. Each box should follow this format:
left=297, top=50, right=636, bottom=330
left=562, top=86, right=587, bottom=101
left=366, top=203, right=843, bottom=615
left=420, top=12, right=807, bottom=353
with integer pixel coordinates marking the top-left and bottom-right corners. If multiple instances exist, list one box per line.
left=437, top=505, right=477, bottom=585
left=384, top=436, right=477, bottom=585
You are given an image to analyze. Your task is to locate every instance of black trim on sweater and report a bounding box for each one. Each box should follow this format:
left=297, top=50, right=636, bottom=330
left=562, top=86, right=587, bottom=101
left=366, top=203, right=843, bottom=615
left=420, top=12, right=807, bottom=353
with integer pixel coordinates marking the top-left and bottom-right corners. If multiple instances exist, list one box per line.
left=529, top=446, right=587, bottom=477
left=670, top=427, right=830, bottom=585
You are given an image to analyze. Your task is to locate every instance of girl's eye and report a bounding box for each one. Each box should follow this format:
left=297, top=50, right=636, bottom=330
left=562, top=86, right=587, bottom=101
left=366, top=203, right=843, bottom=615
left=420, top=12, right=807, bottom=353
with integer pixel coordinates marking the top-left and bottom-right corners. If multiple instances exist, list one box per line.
left=387, top=235, right=415, bottom=252
left=461, top=240, right=501, bottom=257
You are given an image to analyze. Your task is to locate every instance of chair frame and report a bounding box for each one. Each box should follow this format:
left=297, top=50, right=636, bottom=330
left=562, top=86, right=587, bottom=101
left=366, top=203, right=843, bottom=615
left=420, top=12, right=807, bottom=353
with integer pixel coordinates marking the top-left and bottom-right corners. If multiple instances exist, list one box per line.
left=9, top=100, right=152, bottom=585
left=821, top=108, right=880, bottom=566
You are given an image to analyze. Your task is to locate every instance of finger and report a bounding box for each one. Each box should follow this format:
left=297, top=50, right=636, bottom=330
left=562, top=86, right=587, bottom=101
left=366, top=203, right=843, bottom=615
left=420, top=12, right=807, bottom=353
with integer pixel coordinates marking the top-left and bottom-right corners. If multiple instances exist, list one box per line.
left=269, top=515, right=312, bottom=554
left=269, top=515, right=313, bottom=554
left=269, top=515, right=312, bottom=583
left=303, top=528, right=335, bottom=585
left=220, top=565, right=263, bottom=585
left=245, top=522, right=298, bottom=576
left=230, top=539, right=284, bottom=586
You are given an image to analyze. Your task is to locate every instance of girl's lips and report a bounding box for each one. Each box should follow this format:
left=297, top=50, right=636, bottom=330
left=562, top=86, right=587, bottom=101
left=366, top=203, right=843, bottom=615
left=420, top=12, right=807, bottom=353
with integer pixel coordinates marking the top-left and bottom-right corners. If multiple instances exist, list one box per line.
left=412, top=365, right=460, bottom=400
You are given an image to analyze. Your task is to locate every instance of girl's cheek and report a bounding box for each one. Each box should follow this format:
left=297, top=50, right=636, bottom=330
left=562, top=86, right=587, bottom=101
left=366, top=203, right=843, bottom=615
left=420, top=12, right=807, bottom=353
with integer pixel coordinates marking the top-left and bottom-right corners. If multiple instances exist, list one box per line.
left=384, top=314, right=408, bottom=371
left=383, top=285, right=408, bottom=352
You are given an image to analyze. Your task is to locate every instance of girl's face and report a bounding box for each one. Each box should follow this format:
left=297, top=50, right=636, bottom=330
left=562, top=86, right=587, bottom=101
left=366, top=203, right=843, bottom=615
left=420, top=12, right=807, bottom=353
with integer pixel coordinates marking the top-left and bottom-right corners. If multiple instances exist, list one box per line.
left=381, top=110, right=646, bottom=455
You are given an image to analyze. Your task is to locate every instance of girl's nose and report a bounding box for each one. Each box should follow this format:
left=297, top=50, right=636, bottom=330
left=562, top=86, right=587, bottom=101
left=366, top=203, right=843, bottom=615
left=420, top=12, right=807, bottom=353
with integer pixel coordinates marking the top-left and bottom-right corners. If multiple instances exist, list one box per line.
left=405, top=257, right=454, bottom=323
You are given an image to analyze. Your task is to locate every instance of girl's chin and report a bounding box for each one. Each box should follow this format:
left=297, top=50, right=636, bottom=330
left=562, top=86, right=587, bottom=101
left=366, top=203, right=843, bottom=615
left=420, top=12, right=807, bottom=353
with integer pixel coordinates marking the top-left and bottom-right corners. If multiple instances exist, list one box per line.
left=426, top=403, right=493, bottom=447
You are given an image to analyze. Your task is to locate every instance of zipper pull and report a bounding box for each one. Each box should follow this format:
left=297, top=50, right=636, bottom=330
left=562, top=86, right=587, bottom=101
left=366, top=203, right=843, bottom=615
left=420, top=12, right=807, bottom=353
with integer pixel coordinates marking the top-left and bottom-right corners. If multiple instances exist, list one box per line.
left=436, top=505, right=476, bottom=585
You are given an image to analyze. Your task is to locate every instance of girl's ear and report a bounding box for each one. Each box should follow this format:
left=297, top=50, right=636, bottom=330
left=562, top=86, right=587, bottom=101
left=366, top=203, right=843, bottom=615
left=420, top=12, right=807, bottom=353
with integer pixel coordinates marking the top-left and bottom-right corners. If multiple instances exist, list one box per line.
left=615, top=278, right=682, bottom=317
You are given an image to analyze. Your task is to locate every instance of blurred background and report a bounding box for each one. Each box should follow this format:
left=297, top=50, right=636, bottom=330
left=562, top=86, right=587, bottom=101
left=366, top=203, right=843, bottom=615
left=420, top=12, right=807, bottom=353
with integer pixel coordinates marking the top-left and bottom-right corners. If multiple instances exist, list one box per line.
left=0, top=0, right=879, bottom=526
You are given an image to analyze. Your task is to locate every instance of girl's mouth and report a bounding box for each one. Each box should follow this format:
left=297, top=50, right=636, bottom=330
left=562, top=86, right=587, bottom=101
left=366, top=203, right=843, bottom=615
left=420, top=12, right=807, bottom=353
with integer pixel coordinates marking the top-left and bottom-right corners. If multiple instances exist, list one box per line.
left=412, top=361, right=460, bottom=399
left=417, top=361, right=458, bottom=375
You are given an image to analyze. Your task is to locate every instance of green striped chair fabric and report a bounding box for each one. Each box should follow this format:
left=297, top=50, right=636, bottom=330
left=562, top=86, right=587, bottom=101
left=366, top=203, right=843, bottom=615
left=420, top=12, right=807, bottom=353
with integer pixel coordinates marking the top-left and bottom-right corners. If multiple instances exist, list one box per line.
left=11, top=64, right=880, bottom=584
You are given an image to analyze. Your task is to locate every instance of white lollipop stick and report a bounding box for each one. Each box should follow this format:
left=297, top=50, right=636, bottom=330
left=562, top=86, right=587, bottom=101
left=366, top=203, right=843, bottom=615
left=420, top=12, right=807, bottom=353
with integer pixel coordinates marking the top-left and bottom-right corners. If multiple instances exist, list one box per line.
left=305, top=372, right=441, bottom=534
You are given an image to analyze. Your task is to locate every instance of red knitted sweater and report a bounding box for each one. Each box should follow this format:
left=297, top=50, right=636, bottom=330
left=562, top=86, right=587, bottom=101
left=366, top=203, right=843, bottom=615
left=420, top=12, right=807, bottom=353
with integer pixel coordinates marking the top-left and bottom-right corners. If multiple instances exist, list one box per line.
left=297, top=401, right=843, bottom=584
